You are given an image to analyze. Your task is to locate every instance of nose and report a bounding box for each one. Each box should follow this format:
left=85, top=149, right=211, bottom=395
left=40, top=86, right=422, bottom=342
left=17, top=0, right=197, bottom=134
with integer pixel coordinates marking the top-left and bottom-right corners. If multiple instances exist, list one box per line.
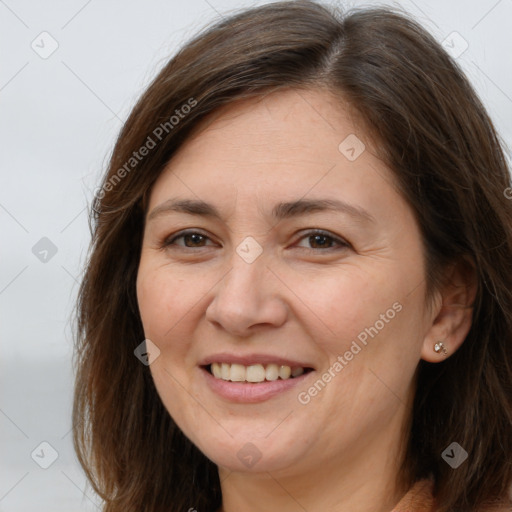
left=205, top=252, right=288, bottom=337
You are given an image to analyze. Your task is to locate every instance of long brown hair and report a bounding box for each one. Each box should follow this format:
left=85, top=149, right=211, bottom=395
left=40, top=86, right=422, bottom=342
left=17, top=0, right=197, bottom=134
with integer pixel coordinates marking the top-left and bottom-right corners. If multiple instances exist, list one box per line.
left=73, top=2, right=512, bottom=510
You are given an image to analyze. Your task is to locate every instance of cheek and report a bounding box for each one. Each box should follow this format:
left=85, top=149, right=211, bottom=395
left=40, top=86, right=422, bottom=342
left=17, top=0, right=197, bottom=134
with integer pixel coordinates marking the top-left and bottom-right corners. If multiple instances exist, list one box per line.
left=136, top=264, right=194, bottom=370
left=292, top=260, right=426, bottom=380
left=284, top=264, right=402, bottom=348
left=136, top=264, right=202, bottom=421
left=137, top=268, right=169, bottom=337
left=136, top=260, right=223, bottom=373
left=137, top=263, right=197, bottom=338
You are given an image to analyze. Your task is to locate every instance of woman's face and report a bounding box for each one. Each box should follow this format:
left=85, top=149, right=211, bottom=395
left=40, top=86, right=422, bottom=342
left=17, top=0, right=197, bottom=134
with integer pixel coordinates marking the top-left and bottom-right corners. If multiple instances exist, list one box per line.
left=136, top=88, right=434, bottom=477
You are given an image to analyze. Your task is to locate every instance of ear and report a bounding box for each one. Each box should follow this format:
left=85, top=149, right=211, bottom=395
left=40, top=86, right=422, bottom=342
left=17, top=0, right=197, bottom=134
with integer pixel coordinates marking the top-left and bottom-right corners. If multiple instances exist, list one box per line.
left=421, top=257, right=477, bottom=363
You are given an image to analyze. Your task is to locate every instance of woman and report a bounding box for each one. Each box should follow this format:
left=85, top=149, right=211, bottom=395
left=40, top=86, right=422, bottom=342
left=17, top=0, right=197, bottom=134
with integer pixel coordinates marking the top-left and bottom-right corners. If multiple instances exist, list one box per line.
left=73, top=1, right=512, bottom=511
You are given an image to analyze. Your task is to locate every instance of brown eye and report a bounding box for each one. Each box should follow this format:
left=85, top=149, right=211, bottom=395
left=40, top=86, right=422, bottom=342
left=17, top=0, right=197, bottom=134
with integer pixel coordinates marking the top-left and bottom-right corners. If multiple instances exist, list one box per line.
left=296, top=230, right=349, bottom=250
left=308, top=233, right=333, bottom=249
left=164, top=231, right=215, bottom=248
left=182, top=233, right=207, bottom=247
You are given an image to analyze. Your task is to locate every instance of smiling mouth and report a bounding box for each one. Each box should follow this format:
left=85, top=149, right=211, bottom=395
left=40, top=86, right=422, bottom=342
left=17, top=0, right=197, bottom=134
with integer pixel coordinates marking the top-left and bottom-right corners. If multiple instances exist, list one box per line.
left=204, top=363, right=314, bottom=383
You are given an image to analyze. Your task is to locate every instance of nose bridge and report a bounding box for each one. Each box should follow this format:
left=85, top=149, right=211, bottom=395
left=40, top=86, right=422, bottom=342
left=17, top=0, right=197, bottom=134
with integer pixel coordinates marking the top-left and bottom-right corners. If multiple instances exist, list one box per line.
left=206, top=244, right=287, bottom=334
left=221, top=231, right=269, bottom=295
left=220, top=247, right=268, bottom=307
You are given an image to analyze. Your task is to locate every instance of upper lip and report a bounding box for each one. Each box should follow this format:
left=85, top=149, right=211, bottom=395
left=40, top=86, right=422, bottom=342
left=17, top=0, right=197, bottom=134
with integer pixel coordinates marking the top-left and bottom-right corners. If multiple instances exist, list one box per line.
left=199, top=353, right=315, bottom=369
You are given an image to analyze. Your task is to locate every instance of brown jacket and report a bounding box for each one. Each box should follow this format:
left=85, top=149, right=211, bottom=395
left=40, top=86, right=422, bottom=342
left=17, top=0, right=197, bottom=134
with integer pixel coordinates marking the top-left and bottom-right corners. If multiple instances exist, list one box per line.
left=391, top=479, right=435, bottom=512
left=391, top=478, right=511, bottom=512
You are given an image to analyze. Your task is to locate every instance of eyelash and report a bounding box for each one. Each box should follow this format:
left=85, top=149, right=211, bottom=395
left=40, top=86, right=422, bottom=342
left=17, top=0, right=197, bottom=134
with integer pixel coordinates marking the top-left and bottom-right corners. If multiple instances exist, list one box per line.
left=162, top=229, right=350, bottom=252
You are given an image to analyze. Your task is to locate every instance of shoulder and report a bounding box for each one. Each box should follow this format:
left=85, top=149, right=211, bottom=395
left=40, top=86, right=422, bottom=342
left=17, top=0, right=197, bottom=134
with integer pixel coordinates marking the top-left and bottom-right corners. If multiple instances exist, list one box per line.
left=392, top=478, right=436, bottom=512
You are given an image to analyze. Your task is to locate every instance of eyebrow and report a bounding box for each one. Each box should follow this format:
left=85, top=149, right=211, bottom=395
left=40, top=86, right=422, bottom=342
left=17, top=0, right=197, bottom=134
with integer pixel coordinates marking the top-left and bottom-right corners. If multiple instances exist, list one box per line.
left=147, top=198, right=375, bottom=224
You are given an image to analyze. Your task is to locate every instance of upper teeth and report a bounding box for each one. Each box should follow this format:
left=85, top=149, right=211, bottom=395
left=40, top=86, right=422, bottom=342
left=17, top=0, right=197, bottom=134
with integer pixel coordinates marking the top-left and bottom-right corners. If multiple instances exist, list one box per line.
left=210, top=363, right=305, bottom=382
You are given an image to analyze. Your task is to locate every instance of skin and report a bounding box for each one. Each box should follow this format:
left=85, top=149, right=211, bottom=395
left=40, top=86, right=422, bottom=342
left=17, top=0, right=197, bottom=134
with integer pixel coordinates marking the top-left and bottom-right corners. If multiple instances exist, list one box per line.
left=136, top=88, right=475, bottom=512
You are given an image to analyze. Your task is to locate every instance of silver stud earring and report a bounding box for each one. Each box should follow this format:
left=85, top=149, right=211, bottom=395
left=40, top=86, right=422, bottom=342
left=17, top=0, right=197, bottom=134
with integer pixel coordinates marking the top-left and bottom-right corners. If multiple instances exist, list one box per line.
left=434, top=341, right=448, bottom=355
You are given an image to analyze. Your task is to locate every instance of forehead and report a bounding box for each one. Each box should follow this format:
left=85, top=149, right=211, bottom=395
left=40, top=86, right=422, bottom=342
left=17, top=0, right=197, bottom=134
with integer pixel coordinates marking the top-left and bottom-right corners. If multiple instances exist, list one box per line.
left=177, top=88, right=364, bottom=165
left=148, top=88, right=398, bottom=217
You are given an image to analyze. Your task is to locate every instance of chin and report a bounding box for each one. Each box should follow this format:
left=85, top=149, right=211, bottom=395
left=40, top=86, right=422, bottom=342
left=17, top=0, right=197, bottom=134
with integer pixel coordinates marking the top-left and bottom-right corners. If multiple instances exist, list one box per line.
left=185, top=421, right=310, bottom=474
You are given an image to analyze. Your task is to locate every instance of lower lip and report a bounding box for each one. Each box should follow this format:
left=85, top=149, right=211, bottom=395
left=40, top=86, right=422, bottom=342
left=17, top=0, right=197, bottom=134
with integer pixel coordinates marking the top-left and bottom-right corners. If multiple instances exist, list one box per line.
left=201, top=367, right=313, bottom=403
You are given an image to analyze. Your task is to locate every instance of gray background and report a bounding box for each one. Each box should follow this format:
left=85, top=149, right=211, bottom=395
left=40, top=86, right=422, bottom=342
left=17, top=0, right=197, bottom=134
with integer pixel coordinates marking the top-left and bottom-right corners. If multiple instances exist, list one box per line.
left=1, top=0, right=511, bottom=510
